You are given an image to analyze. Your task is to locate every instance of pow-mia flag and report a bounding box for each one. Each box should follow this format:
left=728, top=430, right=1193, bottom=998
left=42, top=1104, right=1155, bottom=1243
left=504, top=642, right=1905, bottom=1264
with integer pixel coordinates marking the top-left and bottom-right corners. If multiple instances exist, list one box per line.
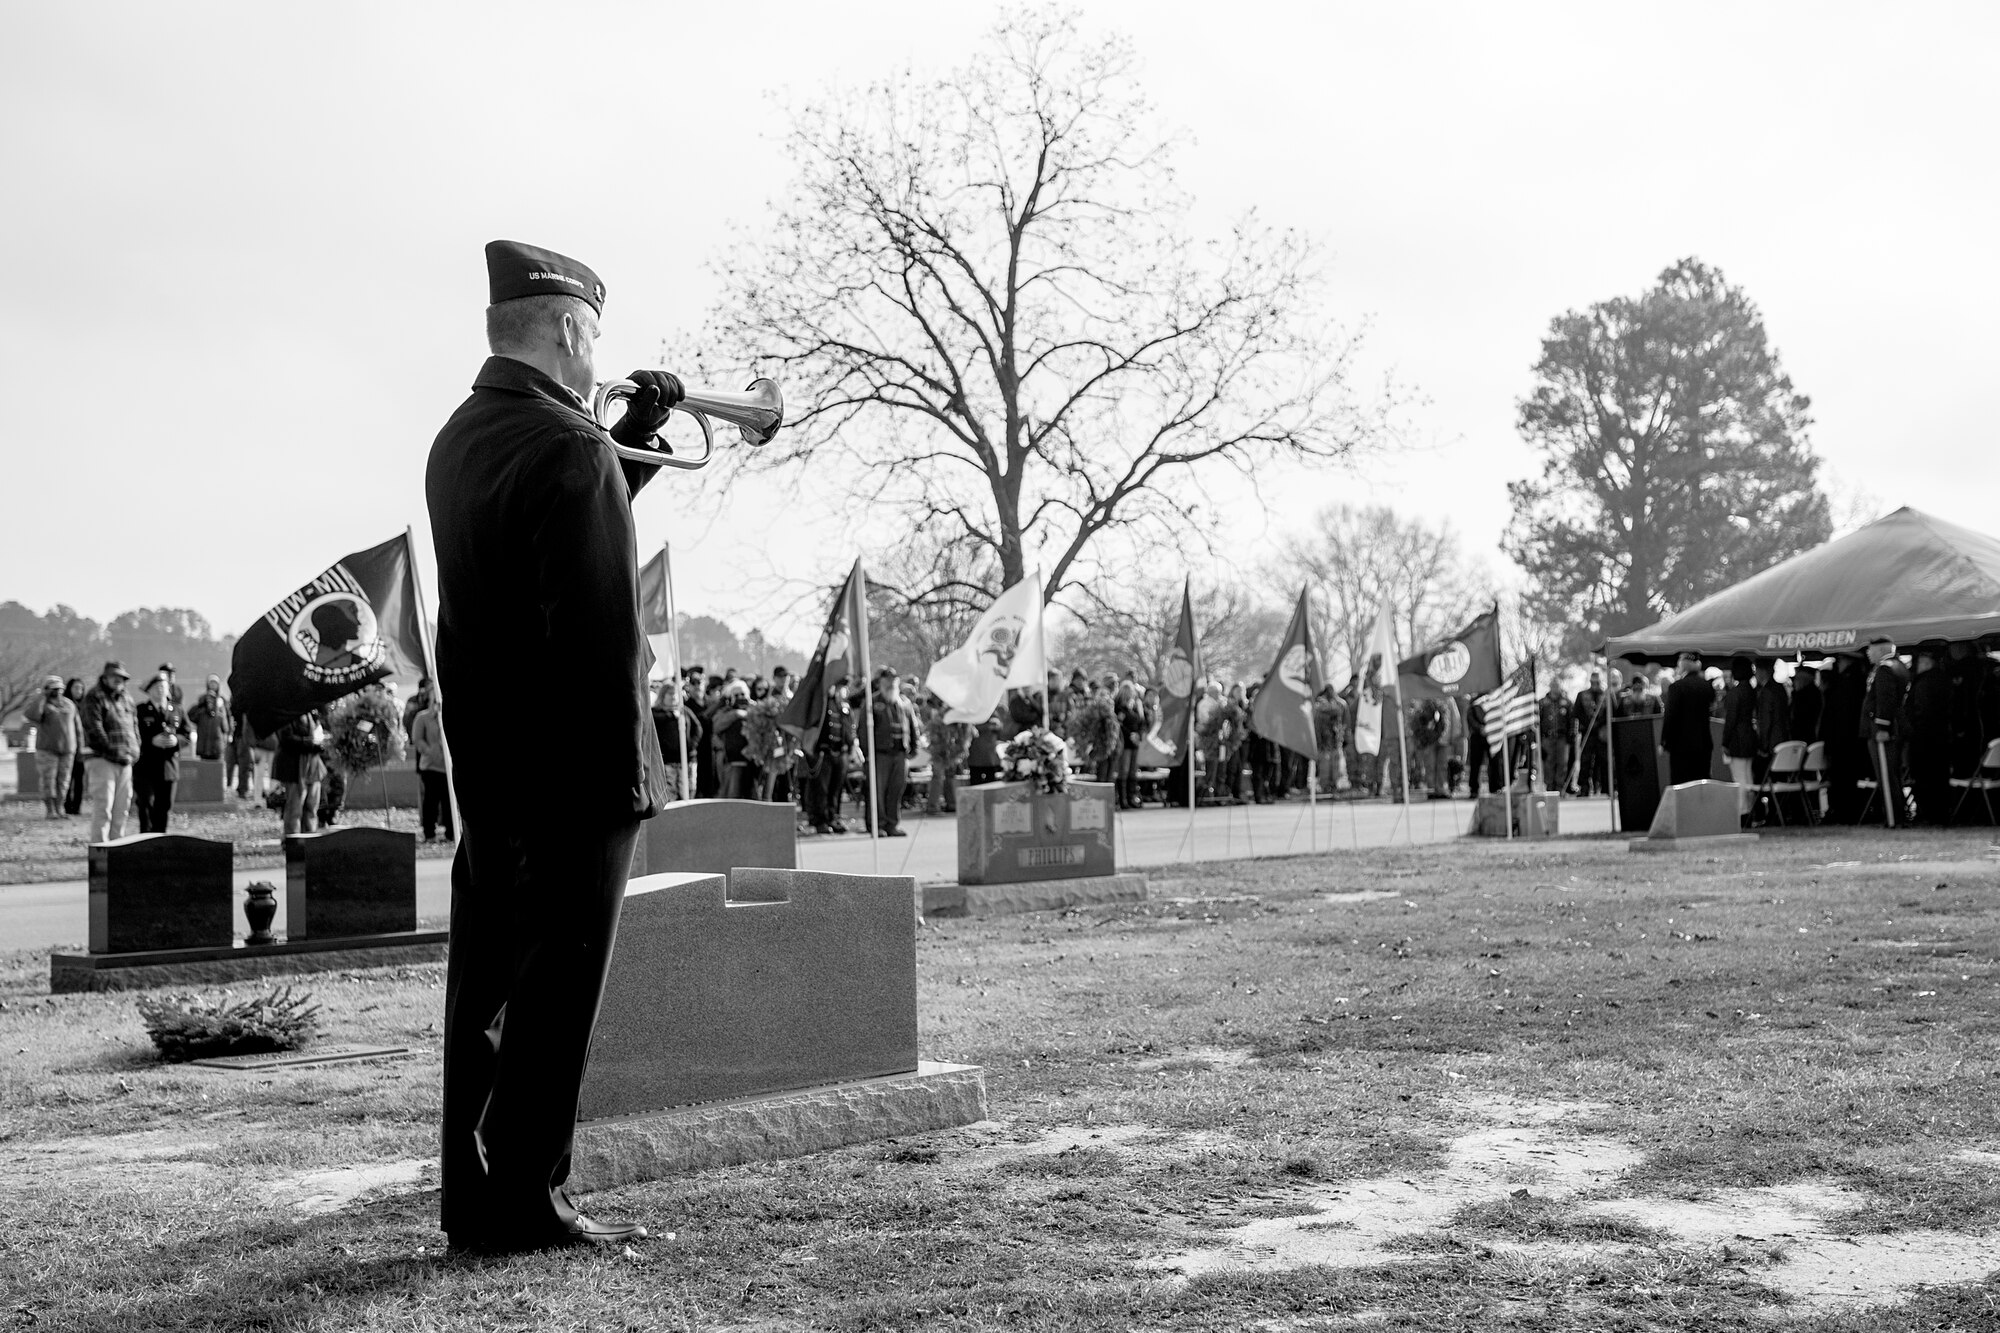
left=1397, top=605, right=1502, bottom=702
left=229, top=533, right=429, bottom=737
left=1139, top=580, right=1200, bottom=766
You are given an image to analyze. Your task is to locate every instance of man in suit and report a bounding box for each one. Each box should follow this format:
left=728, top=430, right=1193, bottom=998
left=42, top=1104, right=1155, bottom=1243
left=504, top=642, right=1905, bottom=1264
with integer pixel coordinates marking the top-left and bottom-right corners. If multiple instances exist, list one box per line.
left=1659, top=652, right=1717, bottom=786
left=1862, top=637, right=1911, bottom=825
left=1903, top=644, right=1955, bottom=825
left=1789, top=664, right=1823, bottom=744
left=427, top=240, right=683, bottom=1253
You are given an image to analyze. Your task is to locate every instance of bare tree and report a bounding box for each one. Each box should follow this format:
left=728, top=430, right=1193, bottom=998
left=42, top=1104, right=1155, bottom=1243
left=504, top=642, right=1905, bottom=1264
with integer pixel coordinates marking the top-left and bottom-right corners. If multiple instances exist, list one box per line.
left=862, top=529, right=1000, bottom=676
left=1274, top=504, right=1491, bottom=678
left=1050, top=578, right=1284, bottom=684
left=687, top=9, right=1382, bottom=606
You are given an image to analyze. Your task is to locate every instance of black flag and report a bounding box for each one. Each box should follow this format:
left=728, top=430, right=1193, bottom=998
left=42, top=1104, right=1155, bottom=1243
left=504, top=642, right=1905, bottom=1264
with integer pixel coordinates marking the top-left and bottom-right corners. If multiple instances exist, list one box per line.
left=780, top=559, right=869, bottom=754
left=229, top=533, right=428, bottom=736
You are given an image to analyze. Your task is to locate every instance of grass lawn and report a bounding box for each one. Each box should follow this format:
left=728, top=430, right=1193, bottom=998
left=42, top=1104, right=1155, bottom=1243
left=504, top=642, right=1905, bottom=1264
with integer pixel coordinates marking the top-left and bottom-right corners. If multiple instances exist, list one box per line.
left=0, top=800, right=453, bottom=885
left=5, top=826, right=2000, bottom=1330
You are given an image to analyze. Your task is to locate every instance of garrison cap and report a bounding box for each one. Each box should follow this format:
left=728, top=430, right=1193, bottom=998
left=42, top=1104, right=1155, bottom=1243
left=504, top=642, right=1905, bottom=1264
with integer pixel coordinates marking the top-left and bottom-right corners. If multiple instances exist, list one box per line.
left=485, top=239, right=605, bottom=314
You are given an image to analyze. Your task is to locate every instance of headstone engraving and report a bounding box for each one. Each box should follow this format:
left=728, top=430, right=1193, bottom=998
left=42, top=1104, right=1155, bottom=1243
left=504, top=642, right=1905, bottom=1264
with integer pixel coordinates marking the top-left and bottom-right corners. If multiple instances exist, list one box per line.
left=578, top=868, right=918, bottom=1119
left=284, top=826, right=416, bottom=941
left=626, top=798, right=797, bottom=881
left=956, top=780, right=1116, bottom=885
left=89, top=834, right=234, bottom=954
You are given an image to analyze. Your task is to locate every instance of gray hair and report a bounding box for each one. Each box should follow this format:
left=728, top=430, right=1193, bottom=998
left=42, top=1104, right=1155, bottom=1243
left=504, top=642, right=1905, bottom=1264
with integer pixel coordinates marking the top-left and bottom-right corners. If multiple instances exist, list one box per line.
left=485, top=294, right=596, bottom=354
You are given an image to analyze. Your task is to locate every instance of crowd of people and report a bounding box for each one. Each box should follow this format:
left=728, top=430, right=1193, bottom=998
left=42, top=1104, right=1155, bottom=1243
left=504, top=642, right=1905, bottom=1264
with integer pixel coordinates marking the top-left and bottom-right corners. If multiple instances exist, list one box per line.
left=19, top=659, right=453, bottom=844
left=646, top=638, right=2000, bottom=837
left=20, top=641, right=1997, bottom=843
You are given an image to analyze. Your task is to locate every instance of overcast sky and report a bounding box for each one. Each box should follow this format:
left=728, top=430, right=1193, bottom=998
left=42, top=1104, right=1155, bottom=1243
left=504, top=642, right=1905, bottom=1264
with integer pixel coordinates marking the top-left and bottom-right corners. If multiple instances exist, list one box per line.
left=3, top=1, right=1992, bottom=651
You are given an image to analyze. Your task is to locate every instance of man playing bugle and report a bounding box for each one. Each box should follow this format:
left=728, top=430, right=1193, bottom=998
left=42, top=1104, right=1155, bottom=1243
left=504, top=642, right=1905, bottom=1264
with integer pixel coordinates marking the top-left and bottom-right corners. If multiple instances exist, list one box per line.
left=426, top=240, right=682, bottom=1253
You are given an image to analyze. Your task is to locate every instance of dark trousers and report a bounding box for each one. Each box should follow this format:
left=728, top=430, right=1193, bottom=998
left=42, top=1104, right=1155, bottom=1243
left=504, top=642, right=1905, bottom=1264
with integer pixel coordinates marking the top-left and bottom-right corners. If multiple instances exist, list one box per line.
left=969, top=765, right=1001, bottom=787
left=1667, top=748, right=1711, bottom=788
left=1908, top=742, right=1953, bottom=825
left=869, top=752, right=907, bottom=832
left=807, top=751, right=846, bottom=828
left=1867, top=737, right=1908, bottom=824
left=1466, top=737, right=1493, bottom=797
left=441, top=813, right=640, bottom=1246
left=1577, top=733, right=1607, bottom=794
left=63, top=752, right=85, bottom=814
left=133, top=772, right=175, bottom=832
left=419, top=769, right=454, bottom=840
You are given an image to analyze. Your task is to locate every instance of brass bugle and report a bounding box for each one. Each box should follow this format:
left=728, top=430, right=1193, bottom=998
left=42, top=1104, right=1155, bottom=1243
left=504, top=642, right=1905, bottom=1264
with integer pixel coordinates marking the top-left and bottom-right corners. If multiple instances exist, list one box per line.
left=592, top=376, right=785, bottom=469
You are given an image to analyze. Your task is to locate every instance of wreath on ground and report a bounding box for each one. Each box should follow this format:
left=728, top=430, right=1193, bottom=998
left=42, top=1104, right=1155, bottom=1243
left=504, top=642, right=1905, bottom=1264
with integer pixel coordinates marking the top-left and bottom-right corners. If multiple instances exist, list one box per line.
left=137, top=986, right=320, bottom=1062
left=324, top=689, right=406, bottom=776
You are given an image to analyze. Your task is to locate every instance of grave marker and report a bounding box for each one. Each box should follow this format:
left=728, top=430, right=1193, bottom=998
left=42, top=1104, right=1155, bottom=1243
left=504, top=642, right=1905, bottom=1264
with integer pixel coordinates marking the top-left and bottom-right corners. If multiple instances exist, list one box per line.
left=579, top=867, right=917, bottom=1119
left=627, top=797, right=797, bottom=880
left=89, top=834, right=234, bottom=954
left=284, top=827, right=416, bottom=940
left=956, top=781, right=1116, bottom=885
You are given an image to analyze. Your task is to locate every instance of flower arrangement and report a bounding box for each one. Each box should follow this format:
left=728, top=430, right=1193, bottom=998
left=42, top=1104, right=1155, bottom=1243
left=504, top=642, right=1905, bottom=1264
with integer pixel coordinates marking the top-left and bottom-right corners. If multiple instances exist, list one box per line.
left=1002, top=726, right=1071, bottom=794
left=741, top=697, right=795, bottom=775
left=324, top=688, right=406, bottom=777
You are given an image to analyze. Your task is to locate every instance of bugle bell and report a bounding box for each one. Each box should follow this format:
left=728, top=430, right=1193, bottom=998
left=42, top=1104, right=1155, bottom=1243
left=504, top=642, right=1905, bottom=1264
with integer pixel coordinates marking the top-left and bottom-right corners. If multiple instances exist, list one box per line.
left=592, top=375, right=785, bottom=470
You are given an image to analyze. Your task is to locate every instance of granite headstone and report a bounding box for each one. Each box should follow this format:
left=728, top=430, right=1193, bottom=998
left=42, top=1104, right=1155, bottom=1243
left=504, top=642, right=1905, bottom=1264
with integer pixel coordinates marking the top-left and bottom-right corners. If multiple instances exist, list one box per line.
left=627, top=798, right=797, bottom=881
left=956, top=780, right=1116, bottom=885
left=578, top=867, right=918, bottom=1119
left=89, top=833, right=234, bottom=954
left=284, top=826, right=417, bottom=940
left=1646, top=779, right=1741, bottom=841
left=177, top=759, right=227, bottom=806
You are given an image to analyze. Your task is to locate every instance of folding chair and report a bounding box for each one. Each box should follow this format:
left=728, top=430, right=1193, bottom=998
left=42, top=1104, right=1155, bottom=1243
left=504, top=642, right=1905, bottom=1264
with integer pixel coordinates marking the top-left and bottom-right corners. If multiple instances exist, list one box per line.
left=1760, top=740, right=1812, bottom=826
left=1801, top=741, right=1828, bottom=823
left=1951, top=738, right=2000, bottom=827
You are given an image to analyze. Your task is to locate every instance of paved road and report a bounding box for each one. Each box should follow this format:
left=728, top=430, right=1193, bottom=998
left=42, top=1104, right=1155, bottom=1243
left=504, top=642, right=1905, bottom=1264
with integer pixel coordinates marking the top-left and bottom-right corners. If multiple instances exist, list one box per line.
left=0, top=795, right=1617, bottom=953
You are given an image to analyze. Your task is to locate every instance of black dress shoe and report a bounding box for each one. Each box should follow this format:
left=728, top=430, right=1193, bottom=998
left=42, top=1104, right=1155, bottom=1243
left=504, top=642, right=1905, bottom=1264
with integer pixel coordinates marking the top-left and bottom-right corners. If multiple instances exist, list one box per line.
left=451, top=1212, right=647, bottom=1255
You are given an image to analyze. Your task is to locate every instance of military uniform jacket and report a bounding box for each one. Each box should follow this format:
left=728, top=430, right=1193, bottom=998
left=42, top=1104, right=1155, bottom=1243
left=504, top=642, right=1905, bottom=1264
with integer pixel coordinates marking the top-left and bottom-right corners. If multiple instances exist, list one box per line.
left=1863, top=659, right=1911, bottom=740
left=427, top=356, right=667, bottom=823
left=1660, top=673, right=1716, bottom=757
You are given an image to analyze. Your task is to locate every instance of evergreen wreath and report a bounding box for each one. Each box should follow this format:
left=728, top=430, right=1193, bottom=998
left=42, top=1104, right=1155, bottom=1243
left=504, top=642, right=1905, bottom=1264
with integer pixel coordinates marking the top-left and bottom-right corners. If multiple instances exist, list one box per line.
left=137, top=986, right=321, bottom=1062
left=325, top=689, right=406, bottom=776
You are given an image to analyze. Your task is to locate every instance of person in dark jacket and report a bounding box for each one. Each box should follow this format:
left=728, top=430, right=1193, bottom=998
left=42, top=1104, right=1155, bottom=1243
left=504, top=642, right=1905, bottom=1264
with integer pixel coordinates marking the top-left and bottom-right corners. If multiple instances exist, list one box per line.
left=1820, top=656, right=1867, bottom=821
left=187, top=676, right=232, bottom=767
left=274, top=709, right=326, bottom=836
left=62, top=678, right=88, bottom=814
left=132, top=675, right=191, bottom=833
left=967, top=709, right=1005, bottom=786
left=1945, top=642, right=1992, bottom=779
left=805, top=678, right=859, bottom=835
left=1659, top=653, right=1716, bottom=786
left=868, top=668, right=917, bottom=835
left=1863, top=637, right=1912, bottom=825
left=1720, top=657, right=1759, bottom=819
left=81, top=660, right=139, bottom=843
left=1752, top=661, right=1790, bottom=770
left=425, top=240, right=682, bottom=1254
left=1571, top=673, right=1609, bottom=795
left=1903, top=645, right=1955, bottom=825
left=1789, top=664, right=1823, bottom=746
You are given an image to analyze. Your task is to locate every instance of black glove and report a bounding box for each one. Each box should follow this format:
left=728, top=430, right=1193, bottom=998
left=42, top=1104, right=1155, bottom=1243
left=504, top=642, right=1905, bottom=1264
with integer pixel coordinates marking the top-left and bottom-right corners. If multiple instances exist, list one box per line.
left=608, top=370, right=685, bottom=448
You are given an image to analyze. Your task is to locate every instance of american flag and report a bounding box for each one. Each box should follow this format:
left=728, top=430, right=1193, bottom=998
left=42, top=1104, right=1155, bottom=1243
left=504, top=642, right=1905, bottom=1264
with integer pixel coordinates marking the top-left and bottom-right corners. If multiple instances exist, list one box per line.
left=1477, top=659, right=1540, bottom=747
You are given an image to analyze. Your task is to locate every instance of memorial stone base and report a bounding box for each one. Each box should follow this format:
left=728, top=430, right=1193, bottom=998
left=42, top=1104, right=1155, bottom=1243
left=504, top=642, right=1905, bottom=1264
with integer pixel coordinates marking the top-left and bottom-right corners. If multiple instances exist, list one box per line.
left=570, top=1062, right=987, bottom=1191
left=921, top=872, right=1149, bottom=919
left=957, top=781, right=1116, bottom=885
left=51, top=931, right=449, bottom=993
left=1468, top=791, right=1561, bottom=838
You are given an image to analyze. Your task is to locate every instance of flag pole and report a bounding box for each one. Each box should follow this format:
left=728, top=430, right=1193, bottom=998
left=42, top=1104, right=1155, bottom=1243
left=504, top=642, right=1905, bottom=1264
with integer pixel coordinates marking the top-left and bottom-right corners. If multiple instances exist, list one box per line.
left=1393, top=680, right=1413, bottom=843
left=403, top=526, right=459, bottom=843
left=662, top=541, right=692, bottom=804
left=1185, top=579, right=1198, bottom=865
left=855, top=562, right=881, bottom=872
left=1602, top=658, right=1619, bottom=832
